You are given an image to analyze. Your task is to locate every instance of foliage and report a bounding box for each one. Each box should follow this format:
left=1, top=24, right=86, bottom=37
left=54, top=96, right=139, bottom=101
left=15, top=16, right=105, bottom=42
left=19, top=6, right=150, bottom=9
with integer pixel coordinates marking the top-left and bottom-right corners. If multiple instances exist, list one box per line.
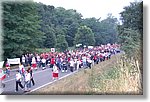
left=2, top=2, right=43, bottom=59
left=74, top=25, right=95, bottom=46
left=43, top=26, right=56, bottom=48
left=118, top=1, right=143, bottom=60
left=81, top=15, right=119, bottom=45
left=118, top=28, right=141, bottom=58
left=3, top=1, right=120, bottom=59
left=56, top=34, right=68, bottom=52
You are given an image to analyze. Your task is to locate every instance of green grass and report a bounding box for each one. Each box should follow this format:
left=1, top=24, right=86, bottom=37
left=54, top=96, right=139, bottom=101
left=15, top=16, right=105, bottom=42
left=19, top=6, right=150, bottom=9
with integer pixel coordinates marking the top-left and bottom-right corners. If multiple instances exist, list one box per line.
left=68, top=46, right=75, bottom=50
left=104, top=67, right=120, bottom=79
left=89, top=67, right=120, bottom=92
left=36, top=48, right=51, bottom=54
left=36, top=47, right=75, bottom=54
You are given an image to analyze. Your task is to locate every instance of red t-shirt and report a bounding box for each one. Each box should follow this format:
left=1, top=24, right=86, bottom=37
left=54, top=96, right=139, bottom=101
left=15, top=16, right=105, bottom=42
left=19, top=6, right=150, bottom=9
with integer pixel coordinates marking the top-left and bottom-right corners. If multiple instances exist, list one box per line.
left=51, top=58, right=55, bottom=64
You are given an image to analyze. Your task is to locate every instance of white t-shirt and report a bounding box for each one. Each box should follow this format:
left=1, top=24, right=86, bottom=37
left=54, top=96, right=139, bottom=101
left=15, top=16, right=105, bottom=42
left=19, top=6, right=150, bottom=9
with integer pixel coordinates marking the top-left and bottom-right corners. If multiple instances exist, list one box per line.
left=16, top=73, right=22, bottom=81
left=82, top=56, right=87, bottom=62
left=25, top=73, right=31, bottom=82
left=37, top=56, right=41, bottom=62
left=19, top=65, right=24, bottom=71
left=42, top=58, right=46, bottom=63
left=32, top=57, right=36, bottom=64
left=70, top=60, right=74, bottom=67
left=22, top=56, right=25, bottom=63
left=53, top=65, right=58, bottom=73
left=87, top=58, right=92, bottom=63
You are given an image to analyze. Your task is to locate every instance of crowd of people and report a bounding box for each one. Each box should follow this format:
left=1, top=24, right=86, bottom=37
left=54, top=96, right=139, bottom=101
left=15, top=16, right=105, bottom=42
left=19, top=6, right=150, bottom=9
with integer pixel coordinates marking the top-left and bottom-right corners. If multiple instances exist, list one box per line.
left=15, top=65, right=34, bottom=92
left=5, top=43, right=121, bottom=92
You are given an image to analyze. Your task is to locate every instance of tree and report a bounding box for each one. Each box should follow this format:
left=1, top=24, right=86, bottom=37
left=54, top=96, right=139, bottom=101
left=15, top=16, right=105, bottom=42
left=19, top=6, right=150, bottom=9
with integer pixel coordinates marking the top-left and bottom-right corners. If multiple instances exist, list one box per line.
left=99, top=14, right=118, bottom=44
left=81, top=16, right=118, bottom=45
left=118, top=1, right=143, bottom=59
left=43, top=26, right=56, bottom=48
left=118, top=1, right=143, bottom=87
left=56, top=34, right=68, bottom=52
left=120, top=2, right=143, bottom=34
left=74, top=26, right=95, bottom=46
left=37, top=4, right=82, bottom=47
left=3, top=2, right=43, bottom=59
left=118, top=28, right=141, bottom=58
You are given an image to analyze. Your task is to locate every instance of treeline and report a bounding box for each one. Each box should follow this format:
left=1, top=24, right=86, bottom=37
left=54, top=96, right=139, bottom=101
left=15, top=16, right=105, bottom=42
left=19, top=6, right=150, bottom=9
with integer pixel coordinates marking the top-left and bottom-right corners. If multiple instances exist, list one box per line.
left=36, top=2, right=119, bottom=48
left=118, top=1, right=143, bottom=64
left=2, top=1, right=119, bottom=59
left=118, top=1, right=143, bottom=89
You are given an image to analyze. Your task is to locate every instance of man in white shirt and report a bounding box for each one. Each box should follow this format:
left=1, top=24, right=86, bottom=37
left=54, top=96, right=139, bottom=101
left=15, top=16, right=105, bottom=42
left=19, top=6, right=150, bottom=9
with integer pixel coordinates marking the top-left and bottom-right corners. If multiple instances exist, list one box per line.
left=82, top=55, right=87, bottom=68
left=41, top=58, right=46, bottom=70
left=70, top=59, right=74, bottom=72
left=15, top=70, right=24, bottom=92
left=22, top=55, right=26, bottom=67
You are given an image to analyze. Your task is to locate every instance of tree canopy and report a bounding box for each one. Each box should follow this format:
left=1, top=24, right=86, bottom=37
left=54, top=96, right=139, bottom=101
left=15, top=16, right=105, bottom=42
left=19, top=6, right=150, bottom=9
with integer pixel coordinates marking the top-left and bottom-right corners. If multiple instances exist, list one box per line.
left=2, top=1, right=121, bottom=59
left=74, top=25, right=95, bottom=46
left=2, top=2, right=43, bottom=59
left=118, top=1, right=143, bottom=60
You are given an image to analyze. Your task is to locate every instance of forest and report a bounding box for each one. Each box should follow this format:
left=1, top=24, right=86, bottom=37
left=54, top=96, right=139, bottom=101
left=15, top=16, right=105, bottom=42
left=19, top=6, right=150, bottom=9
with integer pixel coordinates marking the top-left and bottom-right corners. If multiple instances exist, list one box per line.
left=2, top=1, right=142, bottom=62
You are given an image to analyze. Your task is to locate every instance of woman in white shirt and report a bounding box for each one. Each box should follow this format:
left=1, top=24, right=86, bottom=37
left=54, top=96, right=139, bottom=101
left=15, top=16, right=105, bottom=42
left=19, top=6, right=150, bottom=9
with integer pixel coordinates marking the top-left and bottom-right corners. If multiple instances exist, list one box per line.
left=24, top=70, right=31, bottom=92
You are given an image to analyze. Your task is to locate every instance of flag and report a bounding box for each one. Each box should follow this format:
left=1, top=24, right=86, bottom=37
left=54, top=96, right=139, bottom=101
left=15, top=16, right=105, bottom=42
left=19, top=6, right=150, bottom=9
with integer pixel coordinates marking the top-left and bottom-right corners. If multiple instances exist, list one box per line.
left=0, top=69, right=6, bottom=81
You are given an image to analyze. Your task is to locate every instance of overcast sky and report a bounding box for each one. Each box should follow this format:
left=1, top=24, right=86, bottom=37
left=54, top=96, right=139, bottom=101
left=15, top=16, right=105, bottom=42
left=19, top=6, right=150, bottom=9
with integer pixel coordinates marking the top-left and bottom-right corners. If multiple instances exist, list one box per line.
left=33, top=0, right=139, bottom=21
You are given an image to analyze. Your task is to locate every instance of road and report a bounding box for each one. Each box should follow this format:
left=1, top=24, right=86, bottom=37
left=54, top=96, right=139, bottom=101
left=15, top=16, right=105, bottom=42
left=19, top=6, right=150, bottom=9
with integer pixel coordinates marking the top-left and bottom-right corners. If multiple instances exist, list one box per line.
left=1, top=53, right=122, bottom=95
left=1, top=66, right=79, bottom=95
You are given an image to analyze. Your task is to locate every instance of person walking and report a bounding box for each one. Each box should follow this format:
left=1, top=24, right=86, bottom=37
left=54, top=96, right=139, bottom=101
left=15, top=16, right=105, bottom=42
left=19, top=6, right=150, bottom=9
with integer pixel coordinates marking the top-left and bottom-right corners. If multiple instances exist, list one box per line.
left=31, top=56, right=37, bottom=70
left=76, top=59, right=81, bottom=70
left=19, top=63, right=25, bottom=78
left=24, top=70, right=31, bottom=92
left=50, top=56, right=55, bottom=68
left=69, top=59, right=74, bottom=72
left=36, top=54, right=41, bottom=68
left=21, top=55, right=26, bottom=67
left=15, top=70, right=24, bottom=92
left=62, top=60, right=67, bottom=72
left=87, top=57, right=92, bottom=69
left=27, top=67, right=35, bottom=86
left=5, top=61, right=10, bottom=77
left=41, top=57, right=46, bottom=70
left=52, top=64, right=59, bottom=80
left=82, top=55, right=87, bottom=68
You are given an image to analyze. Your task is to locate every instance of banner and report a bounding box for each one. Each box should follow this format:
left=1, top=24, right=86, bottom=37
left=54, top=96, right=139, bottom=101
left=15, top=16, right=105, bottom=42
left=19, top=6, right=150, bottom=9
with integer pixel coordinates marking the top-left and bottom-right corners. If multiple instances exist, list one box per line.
left=88, top=46, right=93, bottom=49
left=0, top=69, right=6, bottom=80
left=7, top=58, right=20, bottom=64
left=0, top=61, right=4, bottom=68
left=51, top=48, right=55, bottom=52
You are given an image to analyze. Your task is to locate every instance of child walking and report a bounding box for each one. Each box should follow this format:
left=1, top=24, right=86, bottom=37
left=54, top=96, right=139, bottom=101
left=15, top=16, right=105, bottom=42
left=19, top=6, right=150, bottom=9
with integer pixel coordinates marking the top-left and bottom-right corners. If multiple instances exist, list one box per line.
left=52, top=64, right=59, bottom=80
left=5, top=61, right=10, bottom=77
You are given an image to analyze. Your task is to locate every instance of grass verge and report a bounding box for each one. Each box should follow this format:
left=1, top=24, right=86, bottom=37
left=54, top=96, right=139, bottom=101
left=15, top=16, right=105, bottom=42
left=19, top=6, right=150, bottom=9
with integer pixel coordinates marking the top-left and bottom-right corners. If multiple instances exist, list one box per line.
left=29, top=53, right=142, bottom=95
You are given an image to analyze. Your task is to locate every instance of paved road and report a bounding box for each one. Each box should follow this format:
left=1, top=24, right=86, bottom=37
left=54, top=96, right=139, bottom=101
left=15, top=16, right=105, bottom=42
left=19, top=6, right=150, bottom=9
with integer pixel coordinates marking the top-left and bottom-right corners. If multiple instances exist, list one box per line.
left=1, top=66, right=79, bottom=95
left=1, top=53, right=122, bottom=95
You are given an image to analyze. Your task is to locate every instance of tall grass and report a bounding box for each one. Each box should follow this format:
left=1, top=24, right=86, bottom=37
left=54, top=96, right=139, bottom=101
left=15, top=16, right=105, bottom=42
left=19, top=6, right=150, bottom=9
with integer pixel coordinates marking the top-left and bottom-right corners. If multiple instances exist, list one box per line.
left=89, top=55, right=142, bottom=94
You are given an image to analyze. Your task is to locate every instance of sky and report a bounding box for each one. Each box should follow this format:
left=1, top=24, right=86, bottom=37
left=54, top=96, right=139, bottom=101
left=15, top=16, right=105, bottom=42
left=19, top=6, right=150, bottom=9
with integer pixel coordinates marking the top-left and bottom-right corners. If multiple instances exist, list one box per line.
left=33, top=0, right=139, bottom=21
